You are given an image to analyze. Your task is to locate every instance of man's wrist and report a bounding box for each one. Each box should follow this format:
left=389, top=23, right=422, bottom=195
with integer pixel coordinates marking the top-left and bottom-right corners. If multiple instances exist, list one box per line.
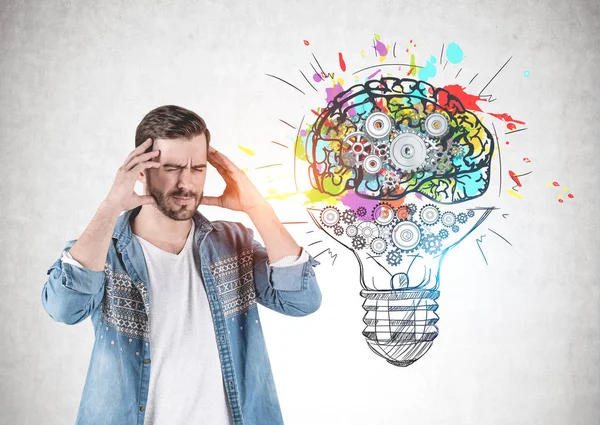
left=245, top=202, right=273, bottom=220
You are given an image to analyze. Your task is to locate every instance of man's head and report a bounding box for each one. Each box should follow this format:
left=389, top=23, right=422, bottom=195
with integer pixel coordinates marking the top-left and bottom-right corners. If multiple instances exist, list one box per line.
left=135, top=105, right=210, bottom=221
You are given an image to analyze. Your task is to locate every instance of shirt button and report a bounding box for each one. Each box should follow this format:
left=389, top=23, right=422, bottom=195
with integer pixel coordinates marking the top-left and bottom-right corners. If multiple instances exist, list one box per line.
left=144, top=359, right=151, bottom=364
left=220, top=335, right=226, bottom=342
left=139, top=405, right=145, bottom=412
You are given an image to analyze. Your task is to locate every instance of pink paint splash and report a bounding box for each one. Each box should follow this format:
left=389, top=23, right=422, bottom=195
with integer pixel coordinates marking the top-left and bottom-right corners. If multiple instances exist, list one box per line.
left=375, top=40, right=388, bottom=56
left=339, top=191, right=380, bottom=221
left=325, top=83, right=345, bottom=103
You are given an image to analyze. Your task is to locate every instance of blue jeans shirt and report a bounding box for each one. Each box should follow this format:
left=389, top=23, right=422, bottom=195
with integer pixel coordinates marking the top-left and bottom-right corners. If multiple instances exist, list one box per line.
left=41, top=206, right=322, bottom=425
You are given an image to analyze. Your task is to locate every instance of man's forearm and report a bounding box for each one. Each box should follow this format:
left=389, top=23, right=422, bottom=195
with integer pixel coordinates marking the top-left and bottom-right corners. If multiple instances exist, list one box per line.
left=67, top=200, right=123, bottom=272
left=246, top=203, right=301, bottom=264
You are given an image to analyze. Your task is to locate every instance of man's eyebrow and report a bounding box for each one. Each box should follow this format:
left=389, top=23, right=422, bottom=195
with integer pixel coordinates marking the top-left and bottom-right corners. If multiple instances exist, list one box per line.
left=162, top=163, right=207, bottom=168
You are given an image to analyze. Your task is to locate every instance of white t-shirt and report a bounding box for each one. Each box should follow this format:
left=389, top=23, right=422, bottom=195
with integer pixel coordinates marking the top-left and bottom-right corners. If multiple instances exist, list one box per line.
left=134, top=219, right=233, bottom=425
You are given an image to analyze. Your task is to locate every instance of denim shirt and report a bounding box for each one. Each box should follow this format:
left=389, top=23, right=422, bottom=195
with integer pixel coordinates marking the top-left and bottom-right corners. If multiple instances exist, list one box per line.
left=41, top=206, right=322, bottom=425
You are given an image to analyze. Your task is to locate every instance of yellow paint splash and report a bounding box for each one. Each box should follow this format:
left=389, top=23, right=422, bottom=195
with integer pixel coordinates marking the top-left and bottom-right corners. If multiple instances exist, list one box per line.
left=238, top=146, right=255, bottom=156
left=507, top=189, right=523, bottom=199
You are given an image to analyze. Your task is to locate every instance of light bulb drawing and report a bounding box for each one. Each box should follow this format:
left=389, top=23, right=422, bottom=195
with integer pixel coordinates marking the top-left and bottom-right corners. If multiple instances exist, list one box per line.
left=303, top=76, right=496, bottom=366
left=261, top=37, right=530, bottom=367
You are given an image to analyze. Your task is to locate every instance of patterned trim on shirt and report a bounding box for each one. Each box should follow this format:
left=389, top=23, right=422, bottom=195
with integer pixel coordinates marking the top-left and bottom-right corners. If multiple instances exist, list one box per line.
left=101, top=263, right=150, bottom=340
left=209, top=248, right=257, bottom=318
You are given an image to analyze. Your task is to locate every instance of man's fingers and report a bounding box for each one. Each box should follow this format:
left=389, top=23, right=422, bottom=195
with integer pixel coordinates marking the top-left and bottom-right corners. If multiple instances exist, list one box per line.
left=123, top=138, right=153, bottom=167
left=125, top=150, right=160, bottom=171
left=200, top=196, right=222, bottom=207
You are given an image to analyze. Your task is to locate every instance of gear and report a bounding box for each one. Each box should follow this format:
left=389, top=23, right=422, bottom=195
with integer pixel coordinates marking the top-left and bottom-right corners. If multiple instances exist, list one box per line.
left=352, top=235, right=367, bottom=250
left=374, top=142, right=390, bottom=159
left=407, top=203, right=418, bottom=215
left=420, top=204, right=441, bottom=226
left=357, top=221, right=380, bottom=243
left=341, top=209, right=356, bottom=225
left=396, top=205, right=412, bottom=221
left=457, top=212, right=468, bottom=224
left=452, top=224, right=460, bottom=233
left=388, top=129, right=429, bottom=172
left=382, top=170, right=400, bottom=189
left=370, top=237, right=388, bottom=255
left=438, top=229, right=449, bottom=239
left=391, top=220, right=423, bottom=252
left=424, top=112, right=449, bottom=138
left=334, top=225, right=344, bottom=236
left=372, top=203, right=396, bottom=227
left=421, top=234, right=442, bottom=255
left=342, top=131, right=372, bottom=167
left=320, top=206, right=340, bottom=227
left=386, top=249, right=403, bottom=266
left=356, top=206, right=367, bottom=217
left=346, top=225, right=358, bottom=237
left=441, top=211, right=456, bottom=227
left=467, top=209, right=475, bottom=218
left=364, top=112, right=393, bottom=139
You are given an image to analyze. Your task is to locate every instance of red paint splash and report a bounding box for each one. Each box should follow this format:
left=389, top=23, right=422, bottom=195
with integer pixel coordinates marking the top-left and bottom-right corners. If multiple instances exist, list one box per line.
left=442, top=85, right=484, bottom=112
left=303, top=40, right=310, bottom=46
left=338, top=52, right=346, bottom=72
left=509, top=170, right=522, bottom=187
left=507, top=123, right=516, bottom=130
left=523, top=157, right=531, bottom=163
left=553, top=181, right=560, bottom=186
left=568, top=194, right=574, bottom=198
left=489, top=112, right=526, bottom=125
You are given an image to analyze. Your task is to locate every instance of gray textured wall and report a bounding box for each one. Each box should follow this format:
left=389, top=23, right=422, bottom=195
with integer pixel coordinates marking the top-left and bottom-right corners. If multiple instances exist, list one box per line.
left=1, top=0, right=598, bottom=424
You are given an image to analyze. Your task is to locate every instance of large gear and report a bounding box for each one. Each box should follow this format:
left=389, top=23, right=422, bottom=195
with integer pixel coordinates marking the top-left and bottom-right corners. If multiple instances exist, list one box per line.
left=421, top=234, right=443, bottom=255
left=391, top=220, right=423, bottom=252
left=320, top=206, right=340, bottom=227
left=386, top=249, right=403, bottom=266
left=388, top=130, right=429, bottom=172
left=370, top=237, right=388, bottom=254
left=352, top=235, right=367, bottom=250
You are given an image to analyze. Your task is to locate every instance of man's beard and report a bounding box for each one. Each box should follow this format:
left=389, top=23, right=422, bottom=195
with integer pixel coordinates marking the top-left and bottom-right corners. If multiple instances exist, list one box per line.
left=146, top=177, right=203, bottom=221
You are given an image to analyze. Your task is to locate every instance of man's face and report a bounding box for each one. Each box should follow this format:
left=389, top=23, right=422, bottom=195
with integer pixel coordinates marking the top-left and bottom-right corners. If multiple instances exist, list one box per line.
left=143, top=133, right=208, bottom=221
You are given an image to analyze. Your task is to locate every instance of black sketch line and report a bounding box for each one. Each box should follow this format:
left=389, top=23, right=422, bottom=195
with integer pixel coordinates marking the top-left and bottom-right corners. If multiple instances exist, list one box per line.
left=487, top=228, right=512, bottom=246
left=299, top=69, right=318, bottom=92
left=265, top=73, right=306, bottom=95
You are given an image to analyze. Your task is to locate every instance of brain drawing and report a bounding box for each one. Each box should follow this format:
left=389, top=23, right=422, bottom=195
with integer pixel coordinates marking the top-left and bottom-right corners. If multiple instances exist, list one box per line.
left=304, top=77, right=495, bottom=204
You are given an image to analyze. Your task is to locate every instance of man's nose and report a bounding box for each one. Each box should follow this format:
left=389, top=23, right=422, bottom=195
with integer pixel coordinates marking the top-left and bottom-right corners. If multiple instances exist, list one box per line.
left=177, top=167, right=195, bottom=189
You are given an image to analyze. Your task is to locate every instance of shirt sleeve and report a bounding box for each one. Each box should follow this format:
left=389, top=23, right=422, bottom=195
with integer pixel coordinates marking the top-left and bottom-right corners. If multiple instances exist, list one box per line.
left=61, top=250, right=85, bottom=268
left=268, top=247, right=310, bottom=268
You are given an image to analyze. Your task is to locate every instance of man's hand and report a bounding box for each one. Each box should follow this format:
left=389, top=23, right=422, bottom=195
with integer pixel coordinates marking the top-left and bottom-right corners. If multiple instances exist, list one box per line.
left=105, top=138, right=161, bottom=212
left=201, top=147, right=269, bottom=214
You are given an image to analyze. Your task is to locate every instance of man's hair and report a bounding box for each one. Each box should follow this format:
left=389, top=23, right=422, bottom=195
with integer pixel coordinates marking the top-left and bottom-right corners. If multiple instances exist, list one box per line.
left=135, top=105, right=211, bottom=153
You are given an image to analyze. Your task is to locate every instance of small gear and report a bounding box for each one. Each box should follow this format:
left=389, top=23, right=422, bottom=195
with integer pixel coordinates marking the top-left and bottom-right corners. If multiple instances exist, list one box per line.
left=396, top=205, right=412, bottom=221
left=370, top=237, right=388, bottom=255
left=352, top=235, right=367, bottom=250
left=341, top=209, right=356, bottom=225
left=452, top=225, right=460, bottom=233
left=320, top=206, right=340, bottom=227
left=421, top=234, right=442, bottom=255
left=449, top=144, right=463, bottom=157
left=334, top=225, right=344, bottom=236
left=386, top=249, right=403, bottom=266
left=374, top=143, right=390, bottom=159
left=420, top=204, right=441, bottom=226
left=467, top=210, right=475, bottom=218
left=441, top=211, right=456, bottom=227
left=372, top=203, right=396, bottom=227
left=406, top=203, right=418, bottom=215
left=356, top=206, right=367, bottom=217
left=438, top=229, right=449, bottom=239
left=424, top=113, right=449, bottom=138
left=382, top=170, right=400, bottom=189
left=457, top=212, right=468, bottom=224
left=346, top=225, right=358, bottom=237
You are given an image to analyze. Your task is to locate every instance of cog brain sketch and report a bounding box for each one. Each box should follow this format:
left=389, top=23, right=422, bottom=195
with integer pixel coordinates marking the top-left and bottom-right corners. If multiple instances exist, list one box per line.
left=304, top=77, right=497, bottom=367
left=305, top=77, right=494, bottom=202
